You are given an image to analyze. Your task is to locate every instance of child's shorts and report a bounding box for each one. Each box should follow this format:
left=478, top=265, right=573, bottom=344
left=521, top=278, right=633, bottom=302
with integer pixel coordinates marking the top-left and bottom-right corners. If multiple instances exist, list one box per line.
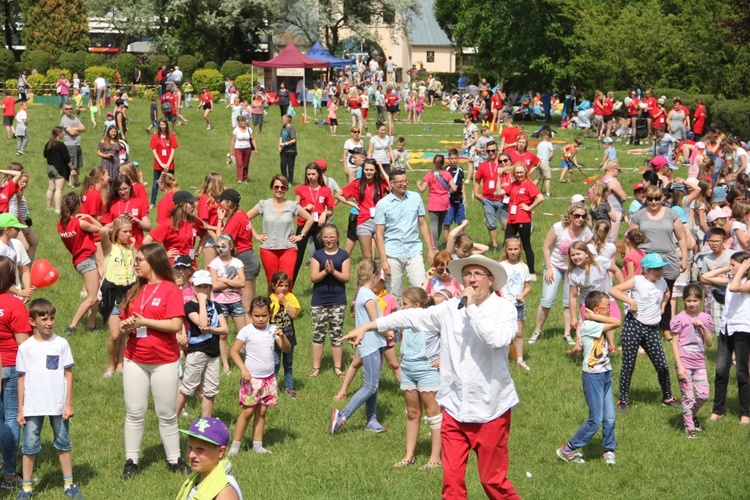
left=313, top=100, right=321, bottom=108
left=22, top=415, right=71, bottom=455
left=75, top=256, right=97, bottom=276
left=239, top=374, right=278, bottom=408
left=561, top=159, right=573, bottom=170
left=329, top=118, right=338, bottom=127
left=400, top=360, right=440, bottom=392
left=181, top=352, right=221, bottom=398
left=217, top=301, right=245, bottom=317
left=537, top=161, right=552, bottom=180
left=515, top=302, right=527, bottom=322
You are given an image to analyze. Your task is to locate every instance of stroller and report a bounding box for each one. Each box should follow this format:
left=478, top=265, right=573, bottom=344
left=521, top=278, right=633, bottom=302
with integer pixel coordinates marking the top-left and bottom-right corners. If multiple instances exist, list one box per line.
left=633, top=116, right=648, bottom=145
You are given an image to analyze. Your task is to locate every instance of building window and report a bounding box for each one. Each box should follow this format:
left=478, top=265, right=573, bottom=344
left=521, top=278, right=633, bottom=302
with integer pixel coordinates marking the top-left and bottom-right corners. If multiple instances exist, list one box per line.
left=426, top=51, right=434, bottom=63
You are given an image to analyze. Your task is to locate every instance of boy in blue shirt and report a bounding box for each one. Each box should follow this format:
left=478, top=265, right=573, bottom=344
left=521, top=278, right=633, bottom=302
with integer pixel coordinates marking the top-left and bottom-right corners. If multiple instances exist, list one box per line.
left=556, top=291, right=621, bottom=465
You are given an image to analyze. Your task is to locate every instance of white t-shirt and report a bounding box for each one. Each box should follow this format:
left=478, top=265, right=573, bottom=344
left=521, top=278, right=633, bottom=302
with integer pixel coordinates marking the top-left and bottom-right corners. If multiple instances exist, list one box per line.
left=16, top=335, right=75, bottom=416
left=731, top=220, right=747, bottom=251
left=94, top=77, right=106, bottom=91
left=588, top=241, right=616, bottom=290
left=370, top=136, right=391, bottom=164
left=549, top=222, right=593, bottom=271
left=208, top=256, right=244, bottom=304
left=0, top=239, right=17, bottom=264
left=343, top=138, right=364, bottom=166
left=10, top=238, right=29, bottom=291
left=536, top=140, right=554, bottom=163
left=232, top=126, right=253, bottom=149
left=569, top=264, right=609, bottom=303
left=734, top=147, right=749, bottom=173
left=629, top=275, right=667, bottom=325
left=236, top=323, right=277, bottom=377
left=500, top=261, right=530, bottom=301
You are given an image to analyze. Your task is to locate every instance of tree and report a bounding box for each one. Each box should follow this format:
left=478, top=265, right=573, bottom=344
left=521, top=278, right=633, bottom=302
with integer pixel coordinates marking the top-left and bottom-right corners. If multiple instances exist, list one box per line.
left=20, top=0, right=88, bottom=58
left=0, top=0, right=21, bottom=52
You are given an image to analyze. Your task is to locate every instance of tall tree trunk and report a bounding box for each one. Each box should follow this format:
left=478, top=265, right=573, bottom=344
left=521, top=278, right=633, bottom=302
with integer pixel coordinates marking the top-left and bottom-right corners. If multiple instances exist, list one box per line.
left=4, top=0, right=15, bottom=51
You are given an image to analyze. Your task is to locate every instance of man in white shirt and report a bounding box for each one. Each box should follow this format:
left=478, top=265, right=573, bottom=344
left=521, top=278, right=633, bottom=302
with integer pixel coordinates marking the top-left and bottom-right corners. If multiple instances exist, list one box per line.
left=94, top=75, right=107, bottom=108
left=171, top=66, right=183, bottom=84
left=343, top=255, right=520, bottom=499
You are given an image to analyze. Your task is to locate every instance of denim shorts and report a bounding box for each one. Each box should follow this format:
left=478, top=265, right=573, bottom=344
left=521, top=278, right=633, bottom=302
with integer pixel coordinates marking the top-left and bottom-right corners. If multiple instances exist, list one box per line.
left=356, top=218, right=376, bottom=237
left=539, top=266, right=570, bottom=309
left=217, top=301, right=245, bottom=317
left=481, top=198, right=508, bottom=231
left=444, top=202, right=466, bottom=226
left=237, top=249, right=260, bottom=280
left=75, top=256, right=97, bottom=275
left=400, top=359, right=440, bottom=393
left=22, top=415, right=71, bottom=455
left=515, top=302, right=527, bottom=321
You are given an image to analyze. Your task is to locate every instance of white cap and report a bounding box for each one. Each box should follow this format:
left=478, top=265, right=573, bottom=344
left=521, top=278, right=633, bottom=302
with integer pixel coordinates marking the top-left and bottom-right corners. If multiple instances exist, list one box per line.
left=190, top=270, right=213, bottom=286
left=571, top=194, right=585, bottom=204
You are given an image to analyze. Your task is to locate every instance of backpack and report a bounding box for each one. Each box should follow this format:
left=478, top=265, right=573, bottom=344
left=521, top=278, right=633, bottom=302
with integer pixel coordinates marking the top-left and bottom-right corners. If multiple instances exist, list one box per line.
left=162, top=97, right=173, bottom=114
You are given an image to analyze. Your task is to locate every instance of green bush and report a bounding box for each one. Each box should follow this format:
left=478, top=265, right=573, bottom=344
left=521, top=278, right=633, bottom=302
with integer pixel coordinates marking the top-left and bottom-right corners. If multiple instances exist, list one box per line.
left=58, top=51, right=86, bottom=77
left=84, top=53, right=104, bottom=69
left=711, top=100, right=750, bottom=139
left=210, top=90, right=220, bottom=102
left=243, top=64, right=253, bottom=75
left=149, top=55, right=170, bottom=77
left=192, top=68, right=223, bottom=92
left=233, top=74, right=257, bottom=100
left=20, top=50, right=52, bottom=75
left=204, top=61, right=218, bottom=70
left=0, top=49, right=15, bottom=80
left=26, top=73, right=48, bottom=92
left=177, top=55, right=198, bottom=80
left=5, top=79, right=16, bottom=90
left=84, top=65, right=115, bottom=84
left=115, top=53, right=137, bottom=84
left=45, top=68, right=70, bottom=84
left=134, top=84, right=147, bottom=98
left=220, top=60, right=244, bottom=81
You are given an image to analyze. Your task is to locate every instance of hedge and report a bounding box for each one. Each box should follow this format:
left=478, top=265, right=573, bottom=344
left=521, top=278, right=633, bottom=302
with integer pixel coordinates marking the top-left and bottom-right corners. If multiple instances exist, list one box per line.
left=115, top=54, right=137, bottom=84
left=45, top=68, right=70, bottom=84
left=432, top=69, right=482, bottom=90
left=26, top=73, right=47, bottom=91
left=0, top=49, right=15, bottom=80
left=84, top=65, right=115, bottom=84
left=192, top=69, right=223, bottom=93
left=20, top=50, right=51, bottom=75
left=711, top=101, right=750, bottom=139
left=84, top=53, right=104, bottom=70
left=149, top=55, right=170, bottom=77
left=59, top=51, right=86, bottom=77
left=204, top=61, right=218, bottom=70
left=177, top=55, right=199, bottom=81
left=233, top=74, right=257, bottom=100
left=220, top=60, right=244, bottom=81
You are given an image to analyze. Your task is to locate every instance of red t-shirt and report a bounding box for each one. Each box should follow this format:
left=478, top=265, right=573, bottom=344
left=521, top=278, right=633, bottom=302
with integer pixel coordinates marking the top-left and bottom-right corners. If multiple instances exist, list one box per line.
left=293, top=184, right=334, bottom=226
left=149, top=132, right=178, bottom=172
left=385, top=93, right=399, bottom=107
left=506, top=180, right=541, bottom=224
left=122, top=281, right=183, bottom=364
left=197, top=195, right=219, bottom=226
left=644, top=97, right=659, bottom=118
left=0, top=293, right=31, bottom=366
left=475, top=161, right=504, bottom=202
left=348, top=98, right=361, bottom=110
left=148, top=218, right=205, bottom=264
left=200, top=92, right=212, bottom=105
left=160, top=93, right=175, bottom=115
left=594, top=100, right=604, bottom=117
left=80, top=186, right=104, bottom=242
left=491, top=93, right=504, bottom=110
left=223, top=210, right=253, bottom=253
left=105, top=197, right=149, bottom=248
left=509, top=150, right=541, bottom=172
left=501, top=127, right=521, bottom=151
left=2, top=96, right=15, bottom=117
left=133, top=182, right=149, bottom=206
left=0, top=180, right=18, bottom=213
left=654, top=111, right=666, bottom=128
left=340, top=179, right=390, bottom=225
left=57, top=216, right=97, bottom=266
left=156, top=190, right=175, bottom=224
left=602, top=99, right=613, bottom=116
left=627, top=98, right=640, bottom=117
left=693, top=106, right=706, bottom=135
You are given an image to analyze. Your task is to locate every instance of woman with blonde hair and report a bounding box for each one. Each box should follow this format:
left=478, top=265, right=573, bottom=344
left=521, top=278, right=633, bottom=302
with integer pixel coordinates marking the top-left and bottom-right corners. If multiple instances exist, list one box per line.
left=196, top=172, right=224, bottom=265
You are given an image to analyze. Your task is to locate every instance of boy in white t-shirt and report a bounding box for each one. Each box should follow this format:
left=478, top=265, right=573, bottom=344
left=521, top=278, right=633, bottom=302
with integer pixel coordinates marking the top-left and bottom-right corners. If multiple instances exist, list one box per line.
left=16, top=299, right=83, bottom=499
left=535, top=129, right=554, bottom=198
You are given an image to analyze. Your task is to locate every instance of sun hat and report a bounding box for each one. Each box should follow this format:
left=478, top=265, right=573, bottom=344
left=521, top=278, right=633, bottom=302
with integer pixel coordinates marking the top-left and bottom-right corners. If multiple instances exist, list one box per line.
left=0, top=213, right=27, bottom=229
left=448, top=255, right=507, bottom=291
left=179, top=417, right=230, bottom=447
left=571, top=194, right=586, bottom=204
left=641, top=253, right=668, bottom=269
left=707, top=208, right=729, bottom=223
left=190, top=270, right=213, bottom=286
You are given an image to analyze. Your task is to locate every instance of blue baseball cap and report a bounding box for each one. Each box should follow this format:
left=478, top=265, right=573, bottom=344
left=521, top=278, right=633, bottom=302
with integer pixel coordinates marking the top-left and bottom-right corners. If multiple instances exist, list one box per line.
left=641, top=253, right=668, bottom=269
left=179, top=417, right=230, bottom=447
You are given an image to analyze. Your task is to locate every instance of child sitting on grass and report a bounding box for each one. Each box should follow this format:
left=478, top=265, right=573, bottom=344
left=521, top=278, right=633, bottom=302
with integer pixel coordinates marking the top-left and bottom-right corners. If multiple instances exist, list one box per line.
left=556, top=291, right=620, bottom=465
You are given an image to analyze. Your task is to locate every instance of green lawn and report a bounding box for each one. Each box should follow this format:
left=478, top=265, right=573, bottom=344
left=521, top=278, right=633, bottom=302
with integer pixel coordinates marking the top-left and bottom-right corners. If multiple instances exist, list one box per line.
left=5, top=98, right=747, bottom=499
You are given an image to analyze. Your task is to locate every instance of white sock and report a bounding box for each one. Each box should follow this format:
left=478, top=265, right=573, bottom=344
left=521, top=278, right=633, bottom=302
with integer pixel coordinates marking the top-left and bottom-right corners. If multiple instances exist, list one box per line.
left=227, top=440, right=241, bottom=456
left=516, top=357, right=523, bottom=363
left=253, top=441, right=271, bottom=454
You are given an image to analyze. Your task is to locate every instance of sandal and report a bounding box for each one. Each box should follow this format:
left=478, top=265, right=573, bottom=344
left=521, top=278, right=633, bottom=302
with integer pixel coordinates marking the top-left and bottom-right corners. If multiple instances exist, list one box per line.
left=309, top=368, right=320, bottom=378
left=419, top=461, right=442, bottom=471
left=393, top=458, right=416, bottom=468
left=102, top=370, right=114, bottom=379
left=334, top=366, right=345, bottom=378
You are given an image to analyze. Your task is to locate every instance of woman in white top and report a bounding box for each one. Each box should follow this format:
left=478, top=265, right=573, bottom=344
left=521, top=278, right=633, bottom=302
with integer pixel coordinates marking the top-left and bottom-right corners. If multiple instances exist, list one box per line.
left=368, top=122, right=393, bottom=175
left=230, top=115, right=258, bottom=184
left=342, top=126, right=364, bottom=181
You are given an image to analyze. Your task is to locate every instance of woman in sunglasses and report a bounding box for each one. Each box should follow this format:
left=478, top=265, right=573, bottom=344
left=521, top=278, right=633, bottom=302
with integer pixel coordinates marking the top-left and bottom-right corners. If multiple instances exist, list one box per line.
left=530, top=202, right=593, bottom=346
left=247, top=175, right=314, bottom=290
left=342, top=126, right=364, bottom=181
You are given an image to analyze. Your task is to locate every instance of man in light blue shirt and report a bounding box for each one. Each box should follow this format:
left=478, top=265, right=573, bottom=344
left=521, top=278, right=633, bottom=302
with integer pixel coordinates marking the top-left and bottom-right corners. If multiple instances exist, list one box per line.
left=375, top=169, right=435, bottom=301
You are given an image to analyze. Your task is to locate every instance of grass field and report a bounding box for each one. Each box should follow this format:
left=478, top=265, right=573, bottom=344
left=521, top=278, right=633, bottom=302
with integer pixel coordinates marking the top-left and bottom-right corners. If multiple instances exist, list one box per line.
left=3, top=97, right=748, bottom=499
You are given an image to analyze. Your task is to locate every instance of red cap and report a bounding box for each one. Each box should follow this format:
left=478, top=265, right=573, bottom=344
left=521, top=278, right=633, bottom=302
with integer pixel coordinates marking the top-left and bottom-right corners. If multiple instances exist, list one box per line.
left=314, top=158, right=328, bottom=170
left=633, top=182, right=644, bottom=191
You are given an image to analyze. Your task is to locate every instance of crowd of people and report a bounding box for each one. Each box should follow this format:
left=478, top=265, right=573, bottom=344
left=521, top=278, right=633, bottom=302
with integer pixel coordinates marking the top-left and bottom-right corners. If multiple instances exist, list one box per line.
left=1, top=67, right=750, bottom=500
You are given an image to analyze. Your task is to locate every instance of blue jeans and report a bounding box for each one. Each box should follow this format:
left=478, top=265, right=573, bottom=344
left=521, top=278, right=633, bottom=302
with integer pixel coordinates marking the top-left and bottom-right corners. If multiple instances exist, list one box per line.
left=274, top=345, right=295, bottom=390
left=151, top=169, right=163, bottom=206
left=342, top=349, right=383, bottom=422
left=22, top=415, right=71, bottom=455
left=567, top=371, right=616, bottom=452
left=1, top=366, right=20, bottom=475
left=539, top=266, right=570, bottom=309
left=481, top=199, right=508, bottom=231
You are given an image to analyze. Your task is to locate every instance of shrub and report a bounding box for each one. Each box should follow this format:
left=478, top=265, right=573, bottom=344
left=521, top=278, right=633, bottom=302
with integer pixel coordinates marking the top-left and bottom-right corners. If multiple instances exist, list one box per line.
left=711, top=100, right=750, bottom=140
left=26, top=73, right=48, bottom=92
left=210, top=90, right=220, bottom=102
left=0, top=49, right=15, bottom=80
left=84, top=53, right=104, bottom=69
left=149, top=55, right=170, bottom=77
left=204, top=61, right=218, bottom=70
left=45, top=68, right=70, bottom=84
left=192, top=69, right=223, bottom=92
left=177, top=55, right=198, bottom=80
left=59, top=51, right=86, bottom=77
left=5, top=79, right=16, bottom=90
left=84, top=65, right=116, bottom=84
left=233, top=74, right=257, bottom=100
left=115, top=53, right=137, bottom=84
left=220, top=60, right=244, bottom=81
left=20, top=50, right=52, bottom=75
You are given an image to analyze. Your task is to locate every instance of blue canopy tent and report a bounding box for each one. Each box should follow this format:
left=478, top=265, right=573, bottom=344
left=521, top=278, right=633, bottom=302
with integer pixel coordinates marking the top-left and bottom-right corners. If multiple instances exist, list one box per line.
left=305, top=42, right=356, bottom=69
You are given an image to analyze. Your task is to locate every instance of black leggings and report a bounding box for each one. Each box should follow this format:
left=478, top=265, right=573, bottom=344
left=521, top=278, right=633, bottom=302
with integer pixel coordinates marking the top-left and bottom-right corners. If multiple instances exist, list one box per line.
left=619, top=313, right=673, bottom=404
left=293, top=223, right=323, bottom=284
left=280, top=153, right=296, bottom=184
left=659, top=277, right=676, bottom=331
left=504, top=222, right=535, bottom=274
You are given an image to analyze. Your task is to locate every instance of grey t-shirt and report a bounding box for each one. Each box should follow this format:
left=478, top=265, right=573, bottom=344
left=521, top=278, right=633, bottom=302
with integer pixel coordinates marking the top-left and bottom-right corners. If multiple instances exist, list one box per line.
left=476, top=136, right=493, bottom=162
left=630, top=207, right=681, bottom=279
left=60, top=115, right=82, bottom=146
left=280, top=126, right=297, bottom=155
left=254, top=199, right=300, bottom=250
left=698, top=249, right=734, bottom=291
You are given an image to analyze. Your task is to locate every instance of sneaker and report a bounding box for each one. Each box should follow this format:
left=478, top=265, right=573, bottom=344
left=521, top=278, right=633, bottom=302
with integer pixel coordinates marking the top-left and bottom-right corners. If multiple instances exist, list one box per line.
left=167, top=457, right=191, bottom=475
left=65, top=326, right=76, bottom=336
left=16, top=491, right=32, bottom=500
left=2, top=474, right=22, bottom=489
left=563, top=334, right=576, bottom=345
left=286, top=389, right=297, bottom=399
left=528, top=274, right=537, bottom=282
left=603, top=451, right=616, bottom=465
left=693, top=415, right=703, bottom=432
left=685, top=429, right=698, bottom=439
left=556, top=446, right=585, bottom=464
left=365, top=419, right=387, bottom=433
left=63, top=484, right=84, bottom=499
left=662, top=397, right=681, bottom=408
left=516, top=360, right=531, bottom=371
left=121, top=459, right=138, bottom=480
left=329, top=409, right=345, bottom=435
left=617, top=400, right=629, bottom=413
left=529, top=332, right=541, bottom=344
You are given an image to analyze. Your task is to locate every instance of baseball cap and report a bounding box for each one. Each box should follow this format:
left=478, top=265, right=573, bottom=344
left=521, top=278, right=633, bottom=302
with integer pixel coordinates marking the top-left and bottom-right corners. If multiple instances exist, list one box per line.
left=214, top=189, right=241, bottom=205
left=686, top=131, right=694, bottom=140
left=0, top=213, right=27, bottom=229
left=713, top=184, right=728, bottom=203
left=107, top=112, right=114, bottom=116
left=571, top=194, right=585, bottom=204
left=349, top=147, right=366, bottom=156
left=641, top=253, right=668, bottom=269
left=190, top=269, right=213, bottom=286
left=179, top=417, right=230, bottom=447
left=633, top=182, right=645, bottom=192
left=707, top=208, right=729, bottom=223
left=314, top=158, right=328, bottom=170
left=173, top=190, right=198, bottom=205
left=603, top=137, right=613, bottom=143
left=173, top=255, right=193, bottom=268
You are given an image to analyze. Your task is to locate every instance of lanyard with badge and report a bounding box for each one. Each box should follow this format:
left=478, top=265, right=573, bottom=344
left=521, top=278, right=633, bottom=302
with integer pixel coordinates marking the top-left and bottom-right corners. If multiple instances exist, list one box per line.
left=309, top=186, right=321, bottom=221
left=136, top=281, right=162, bottom=338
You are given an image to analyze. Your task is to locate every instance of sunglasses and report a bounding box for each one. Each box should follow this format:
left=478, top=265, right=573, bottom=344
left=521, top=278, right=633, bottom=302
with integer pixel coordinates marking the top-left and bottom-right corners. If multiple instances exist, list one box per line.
left=436, top=267, right=450, bottom=274
left=487, top=148, right=498, bottom=153
left=572, top=214, right=585, bottom=219
left=646, top=197, right=662, bottom=202
left=499, top=158, right=511, bottom=163
left=273, top=185, right=288, bottom=191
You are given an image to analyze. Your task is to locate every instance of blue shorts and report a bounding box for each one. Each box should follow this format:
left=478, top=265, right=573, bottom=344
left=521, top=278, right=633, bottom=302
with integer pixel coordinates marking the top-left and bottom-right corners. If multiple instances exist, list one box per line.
left=22, top=415, right=71, bottom=455
left=481, top=198, right=508, bottom=231
left=217, top=301, right=245, bottom=317
left=561, top=159, right=573, bottom=170
left=400, top=359, right=440, bottom=392
left=444, top=202, right=466, bottom=226
left=515, top=302, right=527, bottom=321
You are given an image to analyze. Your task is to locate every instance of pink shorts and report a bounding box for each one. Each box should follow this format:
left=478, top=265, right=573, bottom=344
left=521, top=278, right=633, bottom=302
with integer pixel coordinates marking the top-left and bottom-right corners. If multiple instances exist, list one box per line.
left=580, top=298, right=621, bottom=322
left=238, top=375, right=278, bottom=408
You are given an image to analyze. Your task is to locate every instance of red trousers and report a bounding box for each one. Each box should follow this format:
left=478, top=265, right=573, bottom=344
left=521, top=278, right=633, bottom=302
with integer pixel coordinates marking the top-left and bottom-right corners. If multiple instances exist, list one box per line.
left=259, top=247, right=298, bottom=289
left=442, top=410, right=519, bottom=500
left=235, top=148, right=251, bottom=181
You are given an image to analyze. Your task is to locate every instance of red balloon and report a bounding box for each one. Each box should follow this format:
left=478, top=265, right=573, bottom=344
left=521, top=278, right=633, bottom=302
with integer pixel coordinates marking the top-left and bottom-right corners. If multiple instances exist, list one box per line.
left=31, top=259, right=60, bottom=289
